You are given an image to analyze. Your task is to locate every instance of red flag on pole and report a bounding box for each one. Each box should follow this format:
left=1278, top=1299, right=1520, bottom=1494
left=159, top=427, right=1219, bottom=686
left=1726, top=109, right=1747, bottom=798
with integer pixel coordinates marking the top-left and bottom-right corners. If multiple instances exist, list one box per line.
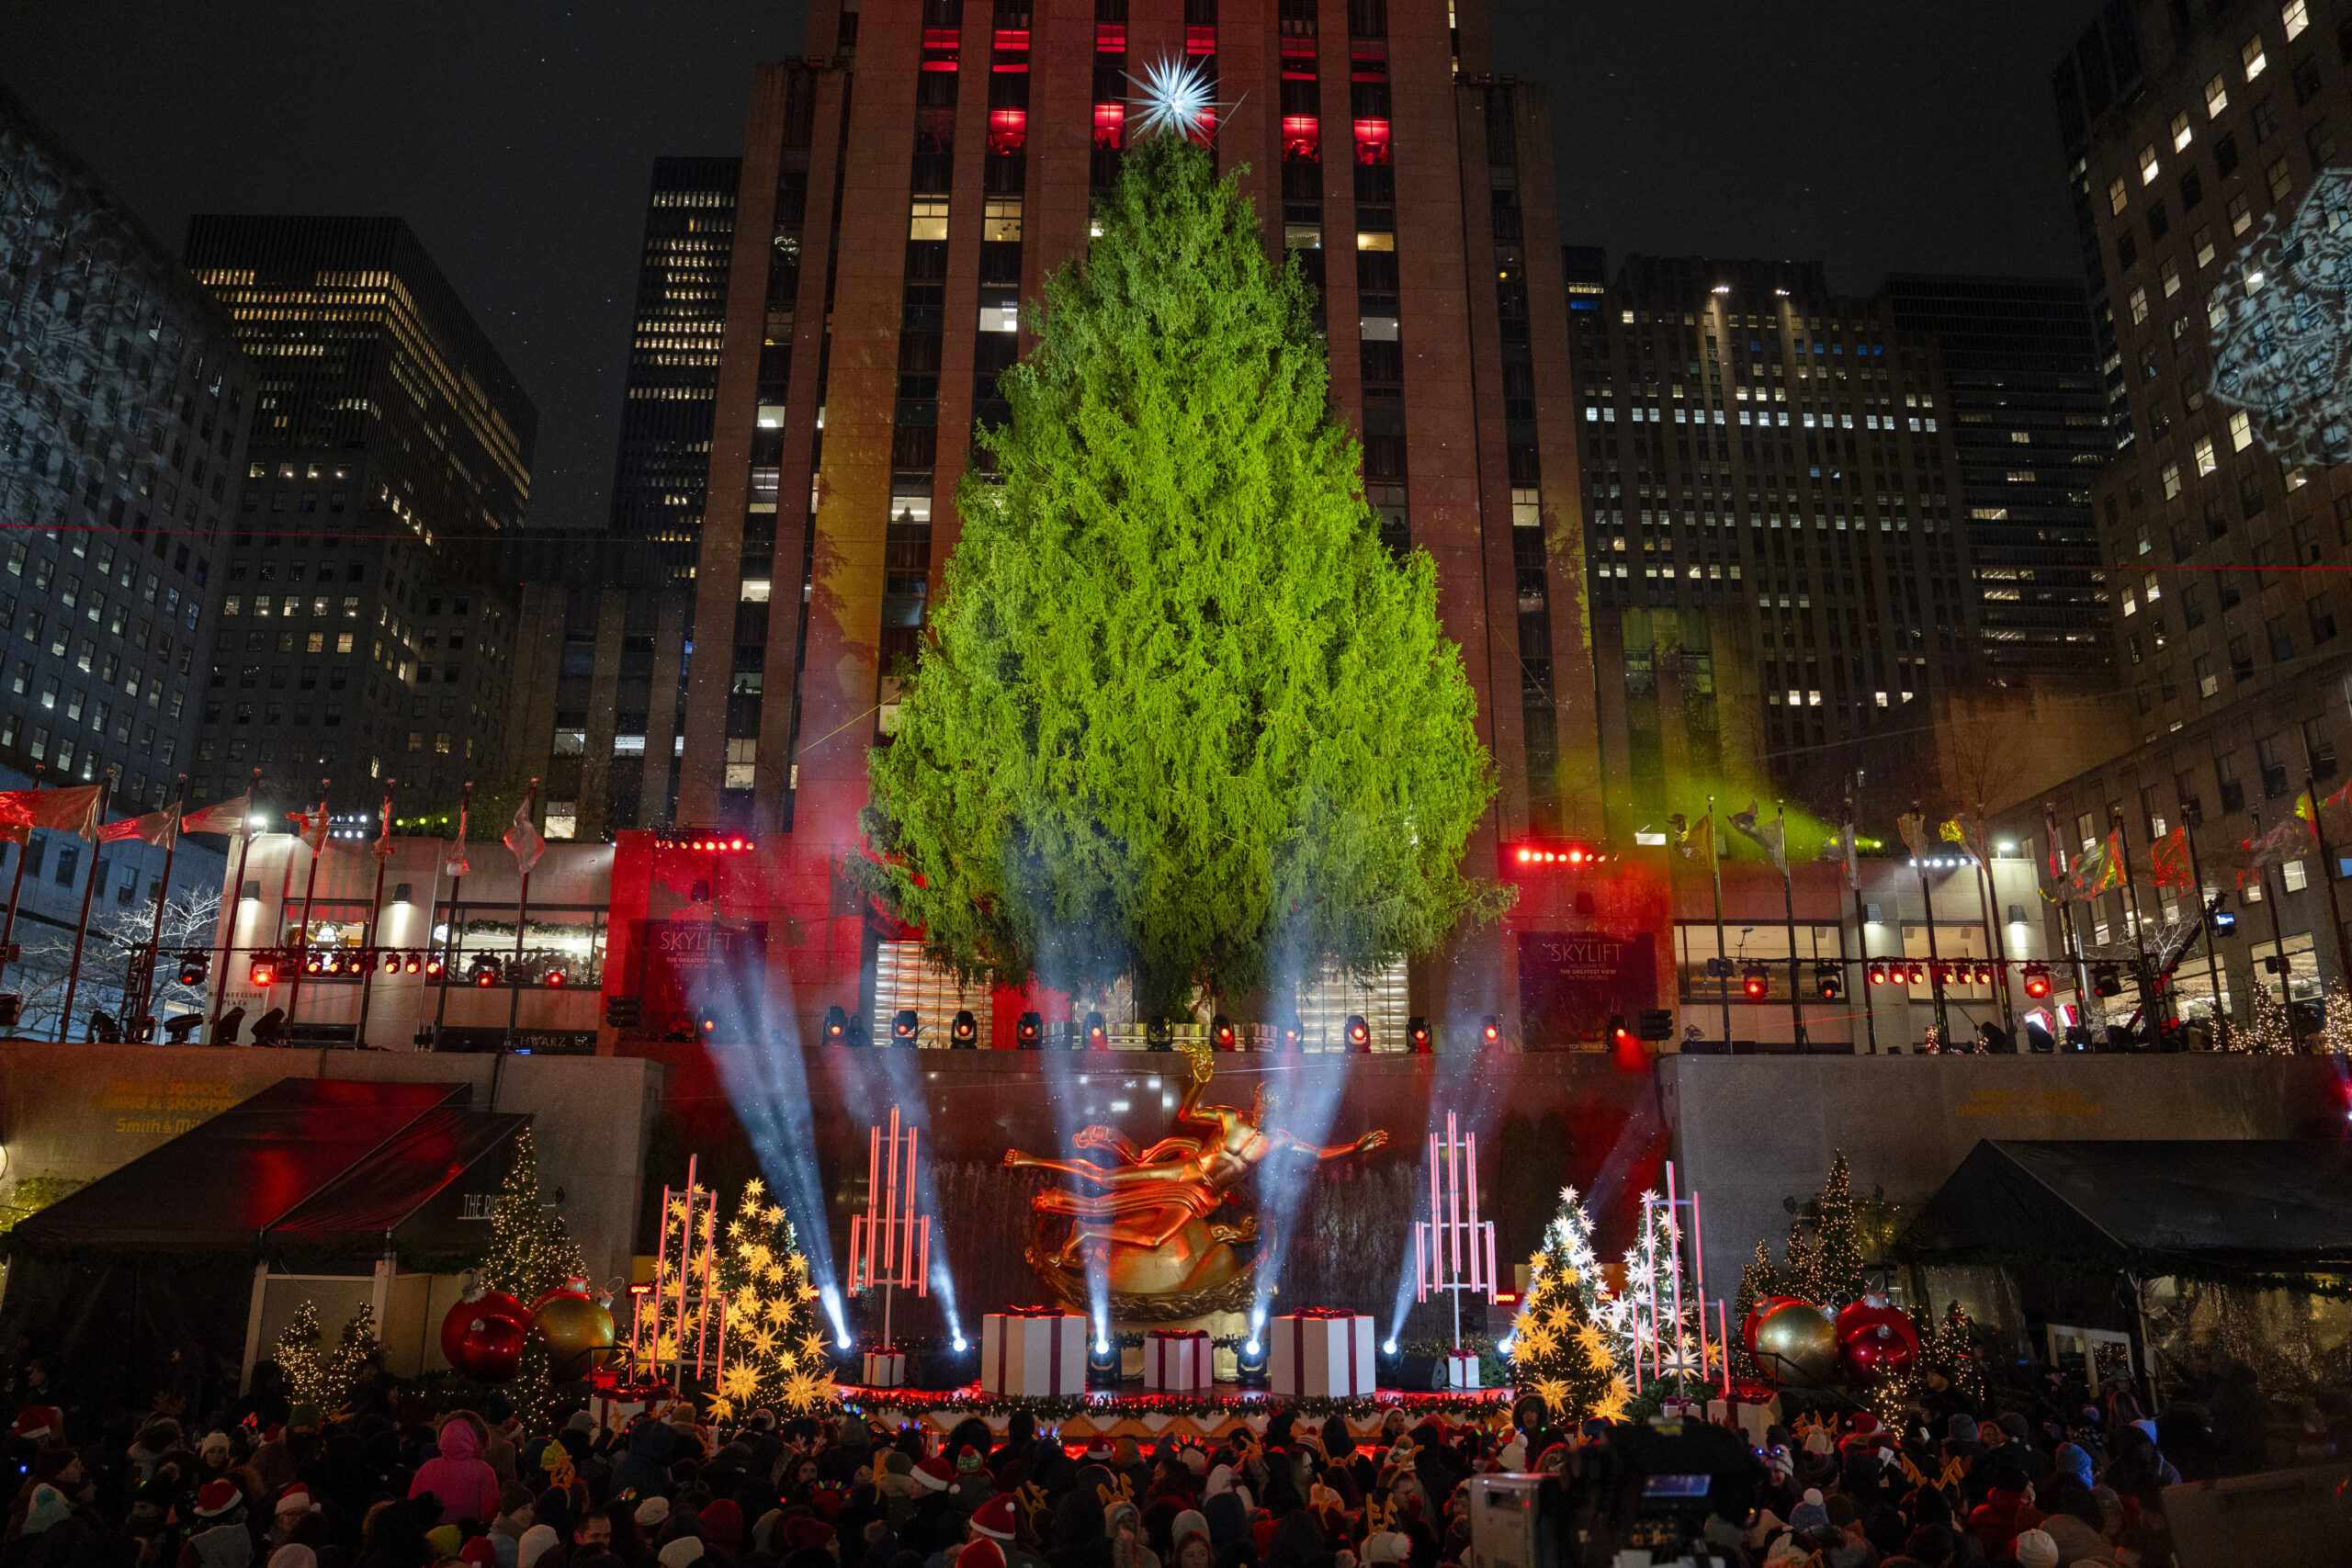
left=2148, top=827, right=2193, bottom=889
left=286, top=799, right=331, bottom=854
left=0, top=784, right=104, bottom=843
left=97, top=808, right=180, bottom=848
left=180, top=791, right=254, bottom=839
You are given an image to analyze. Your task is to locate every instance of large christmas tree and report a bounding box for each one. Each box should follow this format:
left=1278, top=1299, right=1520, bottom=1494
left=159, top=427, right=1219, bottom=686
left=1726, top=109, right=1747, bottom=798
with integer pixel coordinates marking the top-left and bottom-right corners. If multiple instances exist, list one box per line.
left=478, top=1129, right=587, bottom=1416
left=857, top=130, right=1505, bottom=1022
left=1509, top=1187, right=1631, bottom=1424
left=1811, top=1151, right=1868, bottom=1307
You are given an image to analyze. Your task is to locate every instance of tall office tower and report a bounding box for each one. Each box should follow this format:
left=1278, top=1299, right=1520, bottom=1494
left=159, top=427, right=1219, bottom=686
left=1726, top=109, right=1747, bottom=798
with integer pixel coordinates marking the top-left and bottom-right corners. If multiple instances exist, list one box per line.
left=652, top=0, right=1596, bottom=1033
left=2030, top=0, right=2352, bottom=1017
left=182, top=217, right=537, bottom=816
left=608, top=158, right=741, bottom=580
left=1883, top=275, right=2114, bottom=682
left=1567, top=256, right=1980, bottom=824
left=0, top=85, right=250, bottom=809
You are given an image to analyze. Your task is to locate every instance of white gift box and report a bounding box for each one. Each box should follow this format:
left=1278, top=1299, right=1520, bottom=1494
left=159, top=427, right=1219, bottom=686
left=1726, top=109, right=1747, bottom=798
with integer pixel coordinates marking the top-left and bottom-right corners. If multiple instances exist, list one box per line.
left=1143, top=1330, right=1212, bottom=1391
left=1445, top=1348, right=1480, bottom=1390
left=1268, top=1311, right=1375, bottom=1398
left=979, top=1309, right=1087, bottom=1397
left=861, top=1350, right=906, bottom=1388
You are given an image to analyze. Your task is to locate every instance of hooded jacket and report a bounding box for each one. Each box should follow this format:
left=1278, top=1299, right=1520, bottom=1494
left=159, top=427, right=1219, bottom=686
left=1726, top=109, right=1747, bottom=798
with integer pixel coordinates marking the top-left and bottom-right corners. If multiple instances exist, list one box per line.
left=410, top=1421, right=503, bottom=1525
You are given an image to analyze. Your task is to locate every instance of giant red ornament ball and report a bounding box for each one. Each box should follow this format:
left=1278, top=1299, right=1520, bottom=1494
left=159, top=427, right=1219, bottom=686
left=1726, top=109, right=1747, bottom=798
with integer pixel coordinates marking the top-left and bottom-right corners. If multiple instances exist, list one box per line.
left=440, top=1291, right=530, bottom=1382
left=1834, top=1296, right=1920, bottom=1382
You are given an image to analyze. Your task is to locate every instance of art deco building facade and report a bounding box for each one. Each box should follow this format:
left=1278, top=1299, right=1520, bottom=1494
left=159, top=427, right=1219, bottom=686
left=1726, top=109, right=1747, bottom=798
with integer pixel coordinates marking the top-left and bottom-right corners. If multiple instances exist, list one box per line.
left=182, top=217, right=537, bottom=816
left=1566, top=256, right=1982, bottom=825
left=608, top=158, right=740, bottom=581
left=641, top=0, right=1596, bottom=1033
left=1882, top=274, right=2114, bottom=681
left=2019, top=0, right=2352, bottom=1018
left=0, top=85, right=250, bottom=812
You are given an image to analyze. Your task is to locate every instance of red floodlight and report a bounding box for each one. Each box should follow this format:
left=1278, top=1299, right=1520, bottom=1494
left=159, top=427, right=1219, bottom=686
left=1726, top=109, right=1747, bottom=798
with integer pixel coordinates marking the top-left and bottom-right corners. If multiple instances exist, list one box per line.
left=545, top=968, right=567, bottom=987
left=1741, top=967, right=1770, bottom=1000
left=2022, top=964, right=2052, bottom=999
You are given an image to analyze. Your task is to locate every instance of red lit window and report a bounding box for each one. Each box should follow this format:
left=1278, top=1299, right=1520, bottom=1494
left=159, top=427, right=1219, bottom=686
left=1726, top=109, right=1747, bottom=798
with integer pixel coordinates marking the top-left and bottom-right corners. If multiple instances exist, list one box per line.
left=1352, top=118, right=1391, bottom=164
left=993, top=28, right=1029, bottom=51
left=1094, top=23, right=1125, bottom=51
left=989, top=107, right=1027, bottom=152
left=922, top=28, right=958, bottom=50
left=1282, top=36, right=1316, bottom=63
left=1282, top=115, right=1319, bottom=160
left=1092, top=101, right=1125, bottom=149
left=1186, top=24, right=1216, bottom=54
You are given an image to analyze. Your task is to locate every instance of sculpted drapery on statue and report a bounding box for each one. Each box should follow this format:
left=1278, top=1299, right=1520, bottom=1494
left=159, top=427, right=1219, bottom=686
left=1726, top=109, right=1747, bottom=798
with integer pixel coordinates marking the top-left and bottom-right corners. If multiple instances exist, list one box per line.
left=1004, top=1053, right=1386, bottom=1320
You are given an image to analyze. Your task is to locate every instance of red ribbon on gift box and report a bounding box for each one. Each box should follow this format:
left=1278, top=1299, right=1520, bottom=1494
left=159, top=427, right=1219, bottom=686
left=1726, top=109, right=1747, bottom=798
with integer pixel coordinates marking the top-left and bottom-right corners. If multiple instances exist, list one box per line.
left=1283, top=1312, right=1367, bottom=1396
left=990, top=1310, right=1078, bottom=1393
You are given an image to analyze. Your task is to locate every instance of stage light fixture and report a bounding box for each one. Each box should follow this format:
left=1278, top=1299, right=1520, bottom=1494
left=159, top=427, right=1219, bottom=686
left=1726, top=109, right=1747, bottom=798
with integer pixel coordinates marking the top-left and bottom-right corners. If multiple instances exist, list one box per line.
left=248, top=953, right=281, bottom=987
left=1212, top=1013, right=1236, bottom=1050
left=177, top=951, right=209, bottom=987
left=952, top=1009, right=979, bottom=1047
left=2021, top=963, right=2052, bottom=999
left=1146, top=1019, right=1172, bottom=1052
left=423, top=953, right=445, bottom=978
left=1479, top=1014, right=1501, bottom=1047
left=1814, top=964, right=1842, bottom=1000
left=1016, top=1010, right=1044, bottom=1048
left=891, top=1009, right=919, bottom=1044
left=1084, top=1010, right=1108, bottom=1049
left=2090, top=963, right=2122, bottom=997
left=1866, top=961, right=1889, bottom=986
left=824, top=1005, right=849, bottom=1043
left=1407, top=1016, right=1431, bottom=1053
left=545, top=968, right=567, bottom=987
left=1740, top=966, right=1770, bottom=1000
left=1282, top=1018, right=1304, bottom=1052
left=1345, top=1014, right=1371, bottom=1052
left=301, top=951, right=325, bottom=977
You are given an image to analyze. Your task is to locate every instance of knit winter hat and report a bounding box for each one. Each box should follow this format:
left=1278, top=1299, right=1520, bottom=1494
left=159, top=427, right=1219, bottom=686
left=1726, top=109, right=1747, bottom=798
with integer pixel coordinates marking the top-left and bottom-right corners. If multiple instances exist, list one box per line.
left=2012, top=1529, right=2059, bottom=1568
left=635, top=1497, right=672, bottom=1527
left=656, top=1538, right=705, bottom=1568
left=517, top=1526, right=560, bottom=1568
left=21, top=1485, right=69, bottom=1537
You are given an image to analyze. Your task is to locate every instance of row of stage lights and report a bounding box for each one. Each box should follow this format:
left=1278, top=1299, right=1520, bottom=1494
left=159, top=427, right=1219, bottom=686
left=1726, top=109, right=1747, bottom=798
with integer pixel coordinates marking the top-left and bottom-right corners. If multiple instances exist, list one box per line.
left=242, top=948, right=577, bottom=988
left=817, top=1007, right=1505, bottom=1052
left=1724, top=960, right=2059, bottom=1000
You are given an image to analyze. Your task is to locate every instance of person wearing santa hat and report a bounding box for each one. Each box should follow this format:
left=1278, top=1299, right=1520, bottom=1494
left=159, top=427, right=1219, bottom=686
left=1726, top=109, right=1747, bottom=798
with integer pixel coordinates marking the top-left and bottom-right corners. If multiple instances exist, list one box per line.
left=964, top=1495, right=1046, bottom=1568
left=179, top=1480, right=254, bottom=1568
left=268, top=1484, right=322, bottom=1552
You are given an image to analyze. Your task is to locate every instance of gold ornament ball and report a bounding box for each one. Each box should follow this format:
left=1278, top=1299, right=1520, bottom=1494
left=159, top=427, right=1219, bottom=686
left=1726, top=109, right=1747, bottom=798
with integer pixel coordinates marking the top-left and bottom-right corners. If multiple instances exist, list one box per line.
left=531, top=1292, right=616, bottom=1377
left=1753, top=1301, right=1840, bottom=1384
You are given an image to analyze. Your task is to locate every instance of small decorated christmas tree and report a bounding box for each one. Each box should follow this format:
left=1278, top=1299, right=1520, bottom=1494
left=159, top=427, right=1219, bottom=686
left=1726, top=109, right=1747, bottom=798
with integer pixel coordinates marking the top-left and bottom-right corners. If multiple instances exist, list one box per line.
left=323, top=1303, right=380, bottom=1408
left=707, top=1176, right=835, bottom=1422
left=477, top=1129, right=584, bottom=1419
left=1615, top=1191, right=1718, bottom=1400
left=274, top=1300, right=329, bottom=1408
left=1917, top=1300, right=1986, bottom=1404
left=1812, top=1152, right=1868, bottom=1308
left=1778, top=1216, right=1826, bottom=1304
left=1732, top=1240, right=1779, bottom=1377
left=1508, top=1187, right=1630, bottom=1424
left=2322, top=984, right=2352, bottom=1055
left=2248, top=985, right=2298, bottom=1054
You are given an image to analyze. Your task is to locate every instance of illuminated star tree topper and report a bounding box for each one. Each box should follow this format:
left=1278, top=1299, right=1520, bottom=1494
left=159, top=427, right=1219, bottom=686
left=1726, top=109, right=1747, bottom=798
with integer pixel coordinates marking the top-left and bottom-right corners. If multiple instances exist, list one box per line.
left=1126, top=55, right=1228, bottom=141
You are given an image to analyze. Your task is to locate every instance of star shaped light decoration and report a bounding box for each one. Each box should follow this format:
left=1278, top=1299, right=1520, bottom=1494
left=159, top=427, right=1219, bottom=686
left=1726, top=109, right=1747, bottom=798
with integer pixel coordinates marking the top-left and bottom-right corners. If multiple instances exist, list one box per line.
left=1126, top=55, right=1228, bottom=141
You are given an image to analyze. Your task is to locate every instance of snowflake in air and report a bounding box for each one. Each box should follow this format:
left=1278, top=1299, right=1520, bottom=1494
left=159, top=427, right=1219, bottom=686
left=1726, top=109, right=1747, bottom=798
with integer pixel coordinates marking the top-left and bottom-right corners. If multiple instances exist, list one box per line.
left=1127, top=56, right=1226, bottom=141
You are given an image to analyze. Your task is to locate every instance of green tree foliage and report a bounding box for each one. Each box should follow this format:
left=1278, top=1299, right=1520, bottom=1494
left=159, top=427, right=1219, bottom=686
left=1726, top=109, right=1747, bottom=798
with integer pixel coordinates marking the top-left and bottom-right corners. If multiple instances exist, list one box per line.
left=858, top=134, right=1506, bottom=1020
left=477, top=1129, right=586, bottom=1419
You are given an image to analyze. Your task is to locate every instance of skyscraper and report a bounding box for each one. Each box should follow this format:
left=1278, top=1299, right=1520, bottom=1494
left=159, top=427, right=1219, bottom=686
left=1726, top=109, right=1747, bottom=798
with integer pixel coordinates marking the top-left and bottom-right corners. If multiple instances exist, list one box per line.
left=1882, top=274, right=2113, bottom=682
left=181, top=217, right=537, bottom=815
left=608, top=157, right=740, bottom=579
left=1566, top=255, right=1981, bottom=822
left=0, top=84, right=249, bottom=809
left=589, top=0, right=1599, bottom=1039
left=2023, top=0, right=2352, bottom=1019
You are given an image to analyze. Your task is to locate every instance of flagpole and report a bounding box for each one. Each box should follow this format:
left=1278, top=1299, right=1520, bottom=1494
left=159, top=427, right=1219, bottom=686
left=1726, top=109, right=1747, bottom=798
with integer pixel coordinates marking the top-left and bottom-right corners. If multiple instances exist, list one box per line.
left=209, top=771, right=262, bottom=1043
left=0, top=763, right=44, bottom=998
left=1976, top=807, right=2014, bottom=1040
left=2109, top=803, right=2165, bottom=1041
left=506, top=777, right=539, bottom=1051
left=56, top=770, right=112, bottom=1043
left=282, top=777, right=331, bottom=1035
left=1776, top=801, right=1804, bottom=1048
left=1963, top=827, right=2001, bottom=1050
left=130, top=776, right=187, bottom=1040
left=433, top=781, right=472, bottom=1049
left=354, top=781, right=394, bottom=1051
left=1847, top=792, right=1879, bottom=1056
left=2304, top=770, right=2352, bottom=997
left=2044, top=800, right=2092, bottom=1037
left=2179, top=800, right=2227, bottom=1041
left=1707, top=795, right=1729, bottom=1050
left=1912, top=800, right=1948, bottom=1050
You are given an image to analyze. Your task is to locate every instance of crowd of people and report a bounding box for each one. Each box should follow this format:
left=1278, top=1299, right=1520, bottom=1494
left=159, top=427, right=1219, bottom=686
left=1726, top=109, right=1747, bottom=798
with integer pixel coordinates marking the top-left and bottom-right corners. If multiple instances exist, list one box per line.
left=0, top=1349, right=2286, bottom=1568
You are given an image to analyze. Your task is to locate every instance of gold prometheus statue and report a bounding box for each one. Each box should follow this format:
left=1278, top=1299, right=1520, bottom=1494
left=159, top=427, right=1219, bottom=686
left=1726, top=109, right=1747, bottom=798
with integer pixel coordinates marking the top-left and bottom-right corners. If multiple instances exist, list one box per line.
left=1003, top=1047, right=1386, bottom=1317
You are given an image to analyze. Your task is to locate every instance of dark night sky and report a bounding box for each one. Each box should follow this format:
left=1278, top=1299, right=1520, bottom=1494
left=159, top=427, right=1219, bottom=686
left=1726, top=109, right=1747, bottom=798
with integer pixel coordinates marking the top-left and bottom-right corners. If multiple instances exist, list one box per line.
left=10, top=0, right=2092, bottom=532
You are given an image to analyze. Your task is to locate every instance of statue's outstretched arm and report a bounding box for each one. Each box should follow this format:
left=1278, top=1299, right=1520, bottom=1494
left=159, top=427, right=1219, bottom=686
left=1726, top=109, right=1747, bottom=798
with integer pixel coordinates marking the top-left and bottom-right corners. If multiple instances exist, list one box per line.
left=1004, top=1149, right=1120, bottom=1183
left=1273, top=1127, right=1389, bottom=1160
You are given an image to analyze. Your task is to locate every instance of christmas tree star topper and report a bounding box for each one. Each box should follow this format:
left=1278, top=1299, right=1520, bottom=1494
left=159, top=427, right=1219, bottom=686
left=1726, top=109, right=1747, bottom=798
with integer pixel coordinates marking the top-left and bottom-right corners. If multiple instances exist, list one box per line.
left=1126, top=56, right=1231, bottom=141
